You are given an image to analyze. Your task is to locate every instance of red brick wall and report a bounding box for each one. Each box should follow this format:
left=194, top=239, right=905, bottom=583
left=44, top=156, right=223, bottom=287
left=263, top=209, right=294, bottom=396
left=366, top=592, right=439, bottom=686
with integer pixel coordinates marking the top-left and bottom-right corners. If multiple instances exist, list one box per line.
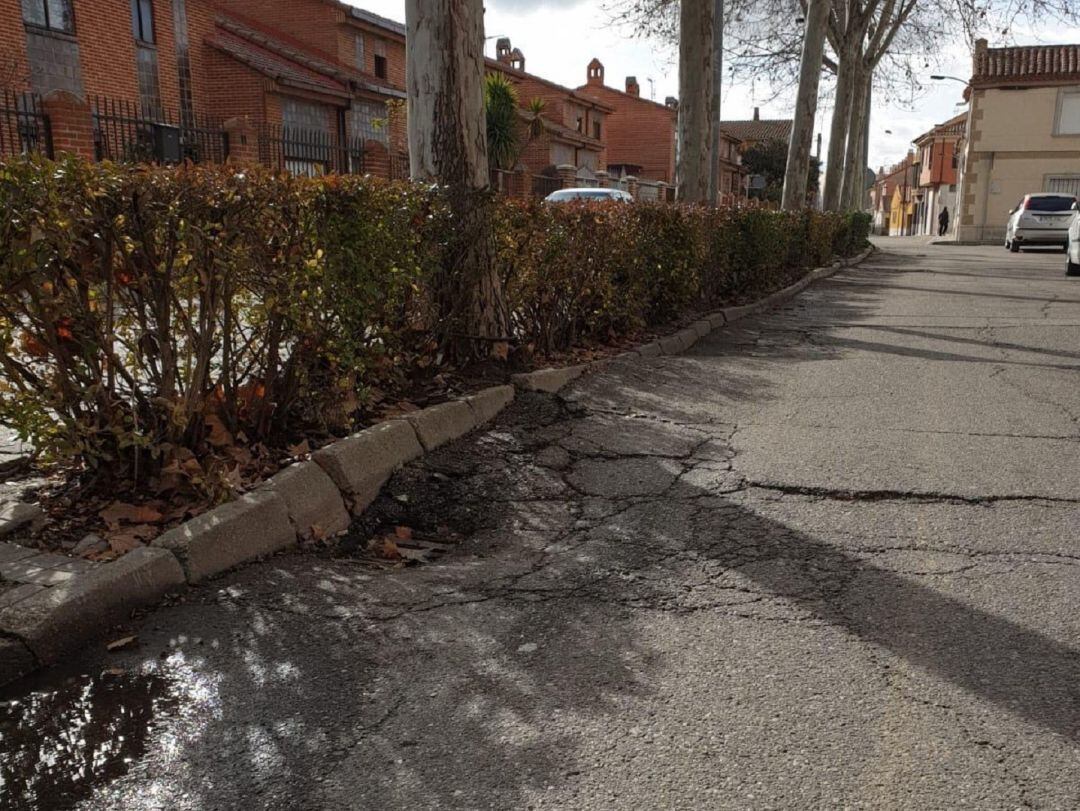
left=77, top=0, right=181, bottom=109
left=217, top=0, right=344, bottom=59
left=0, top=0, right=31, bottom=90
left=576, top=83, right=675, bottom=183
left=340, top=23, right=406, bottom=89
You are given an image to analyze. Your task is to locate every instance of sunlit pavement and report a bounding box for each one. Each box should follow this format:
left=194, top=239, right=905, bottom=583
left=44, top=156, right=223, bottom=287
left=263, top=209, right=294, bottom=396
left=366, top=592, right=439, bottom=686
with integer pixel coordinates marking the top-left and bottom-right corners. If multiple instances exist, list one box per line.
left=3, top=239, right=1080, bottom=810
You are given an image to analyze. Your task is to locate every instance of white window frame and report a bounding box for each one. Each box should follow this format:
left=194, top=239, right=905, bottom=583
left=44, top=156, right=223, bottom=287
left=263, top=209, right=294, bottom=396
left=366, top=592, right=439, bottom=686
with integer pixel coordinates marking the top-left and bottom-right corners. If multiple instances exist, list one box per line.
left=1052, top=87, right=1080, bottom=136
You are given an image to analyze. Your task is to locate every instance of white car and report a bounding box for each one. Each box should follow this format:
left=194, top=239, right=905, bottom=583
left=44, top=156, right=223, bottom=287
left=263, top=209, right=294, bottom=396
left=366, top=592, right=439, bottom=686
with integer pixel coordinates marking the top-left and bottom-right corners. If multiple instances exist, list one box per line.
left=544, top=188, right=634, bottom=203
left=1005, top=193, right=1077, bottom=252
left=1067, top=201, right=1080, bottom=276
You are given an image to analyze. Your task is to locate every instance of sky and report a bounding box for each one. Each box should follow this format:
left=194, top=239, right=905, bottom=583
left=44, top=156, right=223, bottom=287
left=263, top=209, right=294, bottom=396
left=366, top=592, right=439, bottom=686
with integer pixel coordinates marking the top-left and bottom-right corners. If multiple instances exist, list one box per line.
left=348, top=0, right=1080, bottom=175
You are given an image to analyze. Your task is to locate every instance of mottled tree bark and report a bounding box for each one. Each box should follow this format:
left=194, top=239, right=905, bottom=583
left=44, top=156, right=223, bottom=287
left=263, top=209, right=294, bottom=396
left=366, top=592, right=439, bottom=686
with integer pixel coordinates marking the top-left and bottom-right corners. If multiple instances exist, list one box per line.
left=822, top=50, right=855, bottom=211
left=707, top=0, right=724, bottom=205
left=405, top=0, right=508, bottom=355
left=780, top=0, right=829, bottom=210
left=840, top=64, right=871, bottom=210
left=677, top=0, right=714, bottom=204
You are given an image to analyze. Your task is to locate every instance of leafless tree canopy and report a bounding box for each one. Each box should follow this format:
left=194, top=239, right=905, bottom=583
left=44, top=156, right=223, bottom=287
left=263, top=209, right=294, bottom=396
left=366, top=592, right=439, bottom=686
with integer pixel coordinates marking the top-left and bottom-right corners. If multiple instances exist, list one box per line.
left=605, top=0, right=1080, bottom=110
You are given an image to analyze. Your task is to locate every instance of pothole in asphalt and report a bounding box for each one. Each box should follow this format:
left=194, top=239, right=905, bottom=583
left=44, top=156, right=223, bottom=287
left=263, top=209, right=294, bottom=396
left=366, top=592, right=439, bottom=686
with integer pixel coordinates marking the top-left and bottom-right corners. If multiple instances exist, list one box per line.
left=566, top=457, right=683, bottom=498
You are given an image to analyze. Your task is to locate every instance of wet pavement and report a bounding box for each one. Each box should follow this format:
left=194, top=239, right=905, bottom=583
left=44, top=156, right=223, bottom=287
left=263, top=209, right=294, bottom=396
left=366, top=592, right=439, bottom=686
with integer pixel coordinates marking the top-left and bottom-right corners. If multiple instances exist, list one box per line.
left=2, top=240, right=1080, bottom=809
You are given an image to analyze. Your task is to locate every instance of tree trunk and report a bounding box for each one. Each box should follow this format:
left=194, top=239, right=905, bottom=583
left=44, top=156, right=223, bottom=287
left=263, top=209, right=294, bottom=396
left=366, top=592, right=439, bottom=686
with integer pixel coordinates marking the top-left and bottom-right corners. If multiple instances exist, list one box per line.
left=780, top=0, right=829, bottom=210
left=707, top=0, right=723, bottom=205
left=821, top=51, right=855, bottom=211
left=676, top=0, right=714, bottom=204
left=405, top=0, right=508, bottom=354
left=840, top=63, right=871, bottom=211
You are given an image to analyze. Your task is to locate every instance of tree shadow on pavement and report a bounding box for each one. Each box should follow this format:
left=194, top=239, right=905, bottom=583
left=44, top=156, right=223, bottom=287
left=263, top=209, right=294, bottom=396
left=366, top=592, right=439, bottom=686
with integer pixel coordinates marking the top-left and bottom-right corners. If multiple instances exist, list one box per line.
left=19, top=248, right=1080, bottom=809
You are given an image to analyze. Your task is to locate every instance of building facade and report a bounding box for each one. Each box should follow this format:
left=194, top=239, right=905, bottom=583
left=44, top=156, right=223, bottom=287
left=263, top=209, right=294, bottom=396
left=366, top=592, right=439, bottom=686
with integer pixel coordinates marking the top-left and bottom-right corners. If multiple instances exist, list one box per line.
left=957, top=39, right=1080, bottom=243
left=576, top=58, right=746, bottom=197
left=0, top=0, right=409, bottom=173
left=911, top=113, right=965, bottom=236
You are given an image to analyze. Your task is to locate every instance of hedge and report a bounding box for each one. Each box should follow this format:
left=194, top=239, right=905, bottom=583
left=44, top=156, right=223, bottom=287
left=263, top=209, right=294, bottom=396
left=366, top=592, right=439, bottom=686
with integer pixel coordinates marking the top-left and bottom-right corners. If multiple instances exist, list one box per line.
left=0, top=156, right=869, bottom=497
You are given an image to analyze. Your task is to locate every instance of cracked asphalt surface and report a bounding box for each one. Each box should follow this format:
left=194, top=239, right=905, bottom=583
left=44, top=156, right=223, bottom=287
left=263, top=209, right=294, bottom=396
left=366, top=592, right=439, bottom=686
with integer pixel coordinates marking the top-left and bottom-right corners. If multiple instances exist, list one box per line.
left=7, top=238, right=1080, bottom=810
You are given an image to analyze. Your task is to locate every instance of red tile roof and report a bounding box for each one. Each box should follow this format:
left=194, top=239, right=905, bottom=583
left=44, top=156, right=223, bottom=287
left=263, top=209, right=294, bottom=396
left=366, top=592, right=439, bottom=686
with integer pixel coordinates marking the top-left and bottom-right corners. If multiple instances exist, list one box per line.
left=972, top=39, right=1080, bottom=87
left=209, top=29, right=351, bottom=98
left=719, top=118, right=793, bottom=144
left=913, top=112, right=966, bottom=145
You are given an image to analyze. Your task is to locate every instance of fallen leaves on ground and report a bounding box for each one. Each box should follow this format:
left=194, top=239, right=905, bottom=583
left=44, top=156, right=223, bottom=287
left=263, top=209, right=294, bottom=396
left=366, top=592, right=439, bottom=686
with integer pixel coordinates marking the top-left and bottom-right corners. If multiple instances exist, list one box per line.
left=106, top=635, right=138, bottom=652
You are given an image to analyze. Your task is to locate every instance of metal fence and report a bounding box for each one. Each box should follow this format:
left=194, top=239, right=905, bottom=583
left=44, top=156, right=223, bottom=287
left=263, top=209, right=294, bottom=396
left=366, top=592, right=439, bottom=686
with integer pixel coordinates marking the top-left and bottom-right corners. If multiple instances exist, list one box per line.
left=0, top=90, right=51, bottom=160
left=92, top=96, right=228, bottom=165
left=257, top=123, right=409, bottom=179
left=531, top=173, right=562, bottom=199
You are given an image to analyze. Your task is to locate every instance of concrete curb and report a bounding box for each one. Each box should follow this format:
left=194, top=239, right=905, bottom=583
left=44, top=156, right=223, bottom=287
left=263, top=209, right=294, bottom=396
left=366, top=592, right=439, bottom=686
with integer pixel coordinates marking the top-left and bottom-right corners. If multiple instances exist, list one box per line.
left=510, top=245, right=875, bottom=394
left=0, top=247, right=876, bottom=686
left=152, top=491, right=296, bottom=584
left=0, top=546, right=184, bottom=667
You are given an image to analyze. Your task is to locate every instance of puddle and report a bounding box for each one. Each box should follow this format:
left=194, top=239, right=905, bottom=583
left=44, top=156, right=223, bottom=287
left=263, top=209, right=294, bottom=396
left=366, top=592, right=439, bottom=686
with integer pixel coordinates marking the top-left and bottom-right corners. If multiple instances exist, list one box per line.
left=0, top=670, right=171, bottom=809
left=0, top=653, right=219, bottom=810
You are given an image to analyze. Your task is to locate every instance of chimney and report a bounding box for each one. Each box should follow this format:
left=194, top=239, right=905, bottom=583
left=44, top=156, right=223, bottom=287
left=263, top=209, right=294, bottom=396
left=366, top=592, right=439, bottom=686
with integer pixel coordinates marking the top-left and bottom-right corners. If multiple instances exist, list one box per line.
left=496, top=37, right=512, bottom=65
left=753, top=107, right=760, bottom=121
left=625, top=76, right=640, bottom=97
left=587, top=58, right=604, bottom=87
left=510, top=47, right=525, bottom=72
left=665, top=96, right=678, bottom=109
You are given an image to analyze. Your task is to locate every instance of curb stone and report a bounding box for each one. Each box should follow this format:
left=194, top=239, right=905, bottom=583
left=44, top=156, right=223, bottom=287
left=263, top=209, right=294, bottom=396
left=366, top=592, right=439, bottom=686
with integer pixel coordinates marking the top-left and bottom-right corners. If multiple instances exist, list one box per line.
left=401, top=400, right=477, bottom=451
left=0, top=547, right=184, bottom=665
left=313, top=420, right=424, bottom=515
left=0, top=503, right=44, bottom=540
left=0, top=245, right=875, bottom=686
left=464, top=385, right=516, bottom=425
left=152, top=491, right=295, bottom=584
left=510, top=364, right=590, bottom=393
left=259, top=461, right=351, bottom=541
left=512, top=245, right=876, bottom=393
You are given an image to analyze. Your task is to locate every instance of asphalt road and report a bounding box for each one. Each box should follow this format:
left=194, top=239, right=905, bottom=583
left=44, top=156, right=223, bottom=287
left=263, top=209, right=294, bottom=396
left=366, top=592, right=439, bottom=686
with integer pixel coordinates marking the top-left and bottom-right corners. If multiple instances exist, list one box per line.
left=5, top=239, right=1080, bottom=810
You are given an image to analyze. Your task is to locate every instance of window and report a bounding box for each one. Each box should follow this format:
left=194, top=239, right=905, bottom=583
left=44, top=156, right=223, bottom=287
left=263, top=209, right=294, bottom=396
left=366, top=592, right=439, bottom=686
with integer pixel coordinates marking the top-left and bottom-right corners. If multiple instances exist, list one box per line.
left=592, top=120, right=601, bottom=140
left=374, top=55, right=387, bottom=80
left=131, top=0, right=154, bottom=43
left=1046, top=176, right=1080, bottom=198
left=1055, top=88, right=1080, bottom=135
left=21, top=0, right=74, bottom=33
left=576, top=116, right=583, bottom=133
left=355, top=35, right=365, bottom=71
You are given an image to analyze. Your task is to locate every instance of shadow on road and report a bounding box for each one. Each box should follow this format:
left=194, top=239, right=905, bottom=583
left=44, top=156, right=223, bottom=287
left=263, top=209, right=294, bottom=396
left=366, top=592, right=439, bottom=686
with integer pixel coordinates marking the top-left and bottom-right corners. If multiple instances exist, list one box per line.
left=6, top=247, right=1079, bottom=808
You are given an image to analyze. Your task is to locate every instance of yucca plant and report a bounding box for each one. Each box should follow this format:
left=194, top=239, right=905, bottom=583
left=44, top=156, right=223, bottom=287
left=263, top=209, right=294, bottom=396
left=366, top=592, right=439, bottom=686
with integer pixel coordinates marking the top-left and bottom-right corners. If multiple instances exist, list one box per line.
left=485, top=73, right=520, bottom=171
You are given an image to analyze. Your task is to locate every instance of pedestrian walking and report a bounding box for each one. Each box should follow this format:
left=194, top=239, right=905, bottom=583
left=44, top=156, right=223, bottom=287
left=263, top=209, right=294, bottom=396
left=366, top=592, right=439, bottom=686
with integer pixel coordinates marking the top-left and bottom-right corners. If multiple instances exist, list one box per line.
left=938, top=206, right=950, bottom=236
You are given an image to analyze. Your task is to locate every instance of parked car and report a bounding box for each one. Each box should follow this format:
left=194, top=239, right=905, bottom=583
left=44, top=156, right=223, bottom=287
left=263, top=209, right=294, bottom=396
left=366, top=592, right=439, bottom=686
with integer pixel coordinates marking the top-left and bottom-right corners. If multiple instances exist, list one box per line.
left=1004, top=193, right=1077, bottom=252
left=544, top=188, right=634, bottom=204
left=1067, top=201, right=1080, bottom=276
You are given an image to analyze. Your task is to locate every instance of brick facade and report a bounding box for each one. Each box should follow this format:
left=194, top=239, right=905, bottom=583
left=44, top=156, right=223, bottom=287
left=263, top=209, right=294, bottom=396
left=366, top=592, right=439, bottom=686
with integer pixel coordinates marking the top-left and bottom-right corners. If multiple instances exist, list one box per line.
left=576, top=59, right=676, bottom=183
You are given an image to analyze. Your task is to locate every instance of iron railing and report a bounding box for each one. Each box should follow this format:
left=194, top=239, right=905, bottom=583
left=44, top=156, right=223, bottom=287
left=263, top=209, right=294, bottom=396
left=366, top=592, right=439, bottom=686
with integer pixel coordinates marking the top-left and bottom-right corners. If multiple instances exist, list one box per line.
left=92, top=95, right=227, bottom=164
left=0, top=90, right=51, bottom=159
left=257, top=123, right=409, bottom=179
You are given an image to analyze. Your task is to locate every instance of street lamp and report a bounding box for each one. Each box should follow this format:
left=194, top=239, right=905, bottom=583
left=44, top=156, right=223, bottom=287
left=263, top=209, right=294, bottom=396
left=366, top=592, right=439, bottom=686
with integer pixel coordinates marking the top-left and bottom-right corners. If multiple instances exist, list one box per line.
left=930, top=75, right=971, bottom=86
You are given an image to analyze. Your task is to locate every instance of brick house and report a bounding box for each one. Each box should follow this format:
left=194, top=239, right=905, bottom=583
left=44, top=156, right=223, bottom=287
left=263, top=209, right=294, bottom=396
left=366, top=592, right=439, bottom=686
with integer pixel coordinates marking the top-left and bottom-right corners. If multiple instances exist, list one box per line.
left=0, top=0, right=407, bottom=173
left=720, top=108, right=793, bottom=151
left=576, top=58, right=745, bottom=196
left=870, top=155, right=916, bottom=235
left=489, top=42, right=610, bottom=182
left=911, top=112, right=965, bottom=236
left=956, top=39, right=1080, bottom=243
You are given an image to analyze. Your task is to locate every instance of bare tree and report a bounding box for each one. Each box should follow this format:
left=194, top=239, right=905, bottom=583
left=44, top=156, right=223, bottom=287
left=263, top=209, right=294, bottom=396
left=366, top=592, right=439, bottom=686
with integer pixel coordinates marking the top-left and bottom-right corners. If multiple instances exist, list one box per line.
left=781, top=0, right=830, bottom=209
left=677, top=0, right=716, bottom=202
left=708, top=0, right=725, bottom=205
left=405, top=0, right=508, bottom=355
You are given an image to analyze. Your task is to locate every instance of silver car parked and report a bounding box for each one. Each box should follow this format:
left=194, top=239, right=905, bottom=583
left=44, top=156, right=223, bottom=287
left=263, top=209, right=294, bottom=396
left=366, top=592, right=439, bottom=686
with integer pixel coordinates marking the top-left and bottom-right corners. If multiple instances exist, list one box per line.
left=544, top=188, right=634, bottom=203
left=1067, top=201, right=1080, bottom=277
left=1004, top=193, right=1077, bottom=252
